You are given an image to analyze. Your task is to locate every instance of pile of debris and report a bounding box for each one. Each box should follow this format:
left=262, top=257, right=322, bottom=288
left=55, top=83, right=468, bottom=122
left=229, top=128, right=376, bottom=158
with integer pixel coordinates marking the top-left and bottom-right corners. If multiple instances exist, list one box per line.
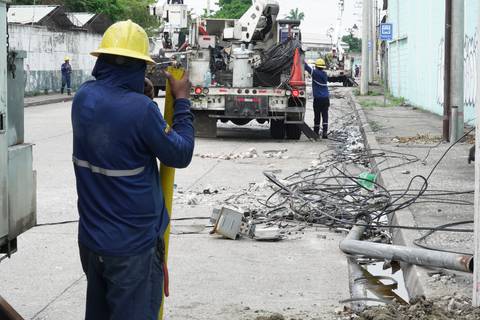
left=194, top=148, right=290, bottom=161
left=391, top=134, right=442, bottom=145
left=341, top=295, right=480, bottom=320
left=195, top=148, right=259, bottom=160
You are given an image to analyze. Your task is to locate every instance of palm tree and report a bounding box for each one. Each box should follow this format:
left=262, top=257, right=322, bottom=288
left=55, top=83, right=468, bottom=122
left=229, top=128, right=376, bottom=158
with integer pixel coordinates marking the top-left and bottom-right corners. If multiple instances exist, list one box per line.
left=286, top=8, right=305, bottom=21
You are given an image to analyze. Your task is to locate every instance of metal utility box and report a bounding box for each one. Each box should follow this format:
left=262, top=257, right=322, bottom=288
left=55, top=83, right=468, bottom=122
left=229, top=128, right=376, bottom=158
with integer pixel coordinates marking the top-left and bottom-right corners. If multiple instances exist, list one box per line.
left=163, top=4, right=188, bottom=29
left=198, top=35, right=216, bottom=49
left=0, top=0, right=8, bottom=248
left=7, top=144, right=36, bottom=241
left=0, top=2, right=37, bottom=256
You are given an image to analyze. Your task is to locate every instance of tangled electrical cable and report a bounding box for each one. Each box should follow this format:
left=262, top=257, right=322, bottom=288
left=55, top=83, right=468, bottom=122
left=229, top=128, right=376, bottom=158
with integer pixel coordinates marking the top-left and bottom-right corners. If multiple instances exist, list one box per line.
left=245, top=98, right=475, bottom=240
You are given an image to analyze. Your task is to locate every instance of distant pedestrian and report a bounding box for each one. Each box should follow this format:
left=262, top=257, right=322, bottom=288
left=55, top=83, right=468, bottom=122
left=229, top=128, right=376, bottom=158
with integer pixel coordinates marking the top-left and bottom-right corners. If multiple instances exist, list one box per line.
left=61, top=57, right=72, bottom=95
left=305, top=58, right=330, bottom=139
left=355, top=65, right=360, bottom=78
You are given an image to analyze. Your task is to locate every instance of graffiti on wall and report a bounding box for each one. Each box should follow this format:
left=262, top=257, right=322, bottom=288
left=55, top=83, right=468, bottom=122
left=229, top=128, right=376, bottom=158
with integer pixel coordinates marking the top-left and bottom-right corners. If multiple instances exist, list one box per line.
left=436, top=30, right=478, bottom=107
left=464, top=32, right=477, bottom=106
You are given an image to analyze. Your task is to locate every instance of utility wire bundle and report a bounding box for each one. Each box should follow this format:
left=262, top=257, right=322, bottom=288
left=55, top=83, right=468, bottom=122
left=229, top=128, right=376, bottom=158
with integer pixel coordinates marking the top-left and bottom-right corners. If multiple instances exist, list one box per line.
left=244, top=98, right=475, bottom=241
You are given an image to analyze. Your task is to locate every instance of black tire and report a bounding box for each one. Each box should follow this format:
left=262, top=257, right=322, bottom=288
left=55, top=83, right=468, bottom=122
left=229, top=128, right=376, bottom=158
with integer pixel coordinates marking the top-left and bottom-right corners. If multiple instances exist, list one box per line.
left=286, top=124, right=302, bottom=140
left=270, top=119, right=285, bottom=139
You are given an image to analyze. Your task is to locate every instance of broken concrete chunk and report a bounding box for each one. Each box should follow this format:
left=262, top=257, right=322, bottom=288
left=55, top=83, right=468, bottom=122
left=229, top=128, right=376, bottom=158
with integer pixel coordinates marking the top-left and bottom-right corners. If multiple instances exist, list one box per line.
left=213, top=206, right=245, bottom=240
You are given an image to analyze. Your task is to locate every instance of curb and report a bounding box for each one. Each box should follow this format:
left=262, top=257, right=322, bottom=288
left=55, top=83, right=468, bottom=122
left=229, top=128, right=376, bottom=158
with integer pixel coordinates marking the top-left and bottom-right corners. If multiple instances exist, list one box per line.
left=346, top=92, right=438, bottom=300
left=24, top=96, right=74, bottom=108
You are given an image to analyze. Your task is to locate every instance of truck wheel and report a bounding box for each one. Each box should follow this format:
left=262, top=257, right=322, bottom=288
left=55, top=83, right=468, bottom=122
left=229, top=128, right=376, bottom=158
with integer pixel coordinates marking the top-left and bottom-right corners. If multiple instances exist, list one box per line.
left=193, top=111, right=217, bottom=138
left=270, top=120, right=285, bottom=139
left=286, top=124, right=302, bottom=140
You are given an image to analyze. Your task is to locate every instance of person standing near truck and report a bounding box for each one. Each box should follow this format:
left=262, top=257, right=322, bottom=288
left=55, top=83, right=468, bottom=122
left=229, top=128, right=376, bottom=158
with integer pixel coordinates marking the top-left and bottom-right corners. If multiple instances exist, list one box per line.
left=61, top=57, right=72, bottom=95
left=305, top=58, right=330, bottom=138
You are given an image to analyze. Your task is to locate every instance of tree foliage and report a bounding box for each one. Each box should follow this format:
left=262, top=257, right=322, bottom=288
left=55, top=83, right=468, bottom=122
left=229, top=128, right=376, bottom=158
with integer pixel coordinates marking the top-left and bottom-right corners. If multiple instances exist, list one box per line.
left=211, top=0, right=251, bottom=19
left=342, top=34, right=361, bottom=53
left=285, top=8, right=304, bottom=21
left=10, top=0, right=160, bottom=33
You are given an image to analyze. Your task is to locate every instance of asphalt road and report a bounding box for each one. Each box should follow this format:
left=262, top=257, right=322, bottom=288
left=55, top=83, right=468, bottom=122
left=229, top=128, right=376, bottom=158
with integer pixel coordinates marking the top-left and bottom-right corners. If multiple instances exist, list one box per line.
left=0, top=94, right=349, bottom=320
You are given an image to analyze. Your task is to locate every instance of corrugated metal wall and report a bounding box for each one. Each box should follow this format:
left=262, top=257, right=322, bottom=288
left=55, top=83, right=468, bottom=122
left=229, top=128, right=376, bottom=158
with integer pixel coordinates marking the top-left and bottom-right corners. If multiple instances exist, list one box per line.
left=386, top=0, right=477, bottom=123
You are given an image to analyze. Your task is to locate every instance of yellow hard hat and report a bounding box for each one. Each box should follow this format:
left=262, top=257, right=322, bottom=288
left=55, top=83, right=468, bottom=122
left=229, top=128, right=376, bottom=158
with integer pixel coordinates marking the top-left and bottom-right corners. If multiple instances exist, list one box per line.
left=315, top=58, right=326, bottom=68
left=64, top=56, right=70, bottom=61
left=91, top=20, right=154, bottom=64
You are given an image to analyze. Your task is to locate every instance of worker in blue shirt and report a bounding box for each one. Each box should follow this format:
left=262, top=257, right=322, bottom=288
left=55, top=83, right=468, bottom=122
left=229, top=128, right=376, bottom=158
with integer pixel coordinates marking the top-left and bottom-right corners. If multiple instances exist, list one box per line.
left=61, top=56, right=72, bottom=95
left=71, top=20, right=194, bottom=320
left=305, top=58, right=330, bottom=138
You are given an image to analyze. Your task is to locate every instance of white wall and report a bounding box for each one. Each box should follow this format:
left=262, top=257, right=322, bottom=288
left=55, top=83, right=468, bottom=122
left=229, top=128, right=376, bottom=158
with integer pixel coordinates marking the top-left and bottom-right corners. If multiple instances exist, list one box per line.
left=8, top=24, right=102, bottom=94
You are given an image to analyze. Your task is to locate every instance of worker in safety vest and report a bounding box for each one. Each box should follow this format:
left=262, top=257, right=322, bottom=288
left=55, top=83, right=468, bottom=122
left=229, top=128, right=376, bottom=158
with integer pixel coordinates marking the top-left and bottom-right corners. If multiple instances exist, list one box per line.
left=305, top=58, right=330, bottom=138
left=71, top=20, right=194, bottom=320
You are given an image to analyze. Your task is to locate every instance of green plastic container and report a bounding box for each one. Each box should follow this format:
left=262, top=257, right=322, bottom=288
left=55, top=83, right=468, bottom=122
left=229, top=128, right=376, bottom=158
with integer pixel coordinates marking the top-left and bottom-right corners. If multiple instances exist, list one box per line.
left=358, top=172, right=377, bottom=190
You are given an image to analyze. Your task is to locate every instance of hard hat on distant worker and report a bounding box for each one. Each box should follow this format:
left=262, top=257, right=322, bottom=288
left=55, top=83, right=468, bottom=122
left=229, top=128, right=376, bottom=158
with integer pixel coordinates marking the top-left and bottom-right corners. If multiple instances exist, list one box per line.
left=90, top=20, right=155, bottom=64
left=315, top=58, right=326, bottom=69
left=64, top=56, right=70, bottom=61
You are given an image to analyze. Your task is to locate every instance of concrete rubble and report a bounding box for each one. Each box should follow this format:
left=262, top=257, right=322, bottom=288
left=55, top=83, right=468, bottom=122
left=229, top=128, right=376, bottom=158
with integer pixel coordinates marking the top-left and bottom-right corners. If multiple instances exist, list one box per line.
left=194, top=148, right=259, bottom=160
left=194, top=148, right=291, bottom=160
left=339, top=295, right=480, bottom=320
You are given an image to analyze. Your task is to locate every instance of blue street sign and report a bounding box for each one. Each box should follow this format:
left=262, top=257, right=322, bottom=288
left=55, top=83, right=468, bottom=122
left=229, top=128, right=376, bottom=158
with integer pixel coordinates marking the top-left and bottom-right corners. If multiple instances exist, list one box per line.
left=379, top=23, right=393, bottom=41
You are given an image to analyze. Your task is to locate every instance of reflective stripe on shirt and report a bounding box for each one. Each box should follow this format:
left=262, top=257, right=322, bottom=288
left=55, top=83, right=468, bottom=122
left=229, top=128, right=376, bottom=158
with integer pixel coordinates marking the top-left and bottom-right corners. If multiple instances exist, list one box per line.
left=313, top=79, right=328, bottom=87
left=72, top=156, right=145, bottom=177
left=307, top=68, right=328, bottom=87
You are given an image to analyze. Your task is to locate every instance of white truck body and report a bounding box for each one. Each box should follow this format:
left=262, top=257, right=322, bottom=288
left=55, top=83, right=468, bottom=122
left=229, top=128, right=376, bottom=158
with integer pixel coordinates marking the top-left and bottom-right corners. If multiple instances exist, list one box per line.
left=188, top=1, right=307, bottom=139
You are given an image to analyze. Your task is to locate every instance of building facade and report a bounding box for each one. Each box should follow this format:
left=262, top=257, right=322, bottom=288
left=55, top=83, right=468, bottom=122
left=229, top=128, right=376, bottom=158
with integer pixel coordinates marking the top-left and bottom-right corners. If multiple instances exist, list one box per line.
left=9, top=24, right=102, bottom=95
left=386, top=0, right=478, bottom=123
left=7, top=5, right=110, bottom=95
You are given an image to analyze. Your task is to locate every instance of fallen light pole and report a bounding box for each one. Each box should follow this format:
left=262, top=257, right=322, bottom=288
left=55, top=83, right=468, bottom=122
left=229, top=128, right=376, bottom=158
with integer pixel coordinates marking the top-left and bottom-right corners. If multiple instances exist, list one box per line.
left=340, top=222, right=473, bottom=274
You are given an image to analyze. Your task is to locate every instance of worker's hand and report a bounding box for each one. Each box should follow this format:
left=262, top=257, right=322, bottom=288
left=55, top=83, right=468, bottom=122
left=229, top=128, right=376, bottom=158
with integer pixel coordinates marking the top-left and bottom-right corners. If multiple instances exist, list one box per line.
left=163, top=70, right=191, bottom=100
left=144, top=77, right=155, bottom=100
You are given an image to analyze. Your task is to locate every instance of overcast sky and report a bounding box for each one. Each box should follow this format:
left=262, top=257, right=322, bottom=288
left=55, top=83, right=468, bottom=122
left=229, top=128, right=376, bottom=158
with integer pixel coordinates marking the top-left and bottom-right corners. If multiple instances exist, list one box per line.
left=185, top=0, right=363, bottom=41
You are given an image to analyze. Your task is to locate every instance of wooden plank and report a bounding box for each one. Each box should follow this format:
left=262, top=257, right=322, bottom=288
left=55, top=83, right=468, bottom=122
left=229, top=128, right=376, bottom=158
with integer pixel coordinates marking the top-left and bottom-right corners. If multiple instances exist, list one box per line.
left=298, top=122, right=319, bottom=141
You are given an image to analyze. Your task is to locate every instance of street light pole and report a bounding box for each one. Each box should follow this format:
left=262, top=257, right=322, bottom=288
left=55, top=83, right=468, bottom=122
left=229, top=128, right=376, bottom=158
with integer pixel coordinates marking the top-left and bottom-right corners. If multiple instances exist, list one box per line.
left=450, top=0, right=464, bottom=142
left=360, top=0, right=370, bottom=95
left=443, top=0, right=452, bottom=142
left=369, top=0, right=376, bottom=82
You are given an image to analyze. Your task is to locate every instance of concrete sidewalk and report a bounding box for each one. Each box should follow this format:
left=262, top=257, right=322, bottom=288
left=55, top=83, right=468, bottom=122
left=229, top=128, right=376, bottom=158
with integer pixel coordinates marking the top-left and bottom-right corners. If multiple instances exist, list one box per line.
left=352, top=85, right=475, bottom=300
left=24, top=93, right=74, bottom=107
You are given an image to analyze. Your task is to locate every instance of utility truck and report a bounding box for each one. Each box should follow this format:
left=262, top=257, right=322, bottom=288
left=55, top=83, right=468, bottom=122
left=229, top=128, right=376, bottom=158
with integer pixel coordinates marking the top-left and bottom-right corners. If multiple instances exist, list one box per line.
left=187, top=0, right=307, bottom=139
left=324, top=0, right=355, bottom=87
left=148, top=0, right=189, bottom=96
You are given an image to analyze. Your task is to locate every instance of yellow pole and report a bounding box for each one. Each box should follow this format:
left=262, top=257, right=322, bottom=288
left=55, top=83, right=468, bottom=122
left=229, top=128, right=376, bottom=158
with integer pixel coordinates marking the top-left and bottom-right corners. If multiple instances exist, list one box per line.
left=159, top=66, right=185, bottom=319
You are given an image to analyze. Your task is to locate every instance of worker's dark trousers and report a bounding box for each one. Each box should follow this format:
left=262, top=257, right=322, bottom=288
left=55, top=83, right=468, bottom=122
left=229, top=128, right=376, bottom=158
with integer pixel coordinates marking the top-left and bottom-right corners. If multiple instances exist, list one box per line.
left=313, top=97, right=330, bottom=137
left=79, top=241, right=164, bottom=320
left=61, top=76, right=71, bottom=95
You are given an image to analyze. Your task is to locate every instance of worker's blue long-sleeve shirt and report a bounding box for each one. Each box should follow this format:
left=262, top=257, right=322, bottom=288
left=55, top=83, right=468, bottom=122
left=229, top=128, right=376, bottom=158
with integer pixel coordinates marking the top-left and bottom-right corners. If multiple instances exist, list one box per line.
left=71, top=56, right=194, bottom=256
left=61, top=62, right=72, bottom=79
left=305, top=63, right=329, bottom=99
